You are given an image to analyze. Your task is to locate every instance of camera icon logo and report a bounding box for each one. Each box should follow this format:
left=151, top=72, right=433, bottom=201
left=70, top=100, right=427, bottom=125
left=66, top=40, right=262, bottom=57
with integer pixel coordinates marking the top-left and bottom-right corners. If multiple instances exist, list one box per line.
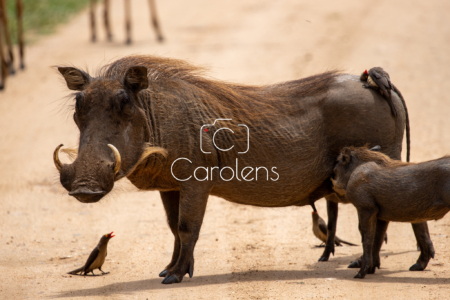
left=200, top=118, right=249, bottom=154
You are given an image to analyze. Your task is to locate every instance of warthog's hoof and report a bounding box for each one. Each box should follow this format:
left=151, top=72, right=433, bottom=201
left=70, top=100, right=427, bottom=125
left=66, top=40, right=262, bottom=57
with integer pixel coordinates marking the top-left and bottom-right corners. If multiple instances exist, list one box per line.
left=159, top=269, right=168, bottom=277
left=318, top=256, right=329, bottom=262
left=348, top=260, right=361, bottom=268
left=161, top=275, right=181, bottom=284
left=354, top=271, right=366, bottom=279
left=409, top=263, right=425, bottom=271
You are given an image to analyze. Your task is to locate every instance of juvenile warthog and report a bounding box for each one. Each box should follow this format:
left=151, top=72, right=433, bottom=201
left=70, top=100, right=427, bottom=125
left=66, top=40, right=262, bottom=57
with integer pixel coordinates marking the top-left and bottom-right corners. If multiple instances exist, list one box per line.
left=332, top=146, right=440, bottom=279
left=54, top=55, right=426, bottom=284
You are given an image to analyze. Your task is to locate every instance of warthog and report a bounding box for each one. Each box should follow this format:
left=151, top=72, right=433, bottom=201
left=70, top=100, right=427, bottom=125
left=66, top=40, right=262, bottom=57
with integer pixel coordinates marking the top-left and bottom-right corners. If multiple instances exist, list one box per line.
left=332, top=146, right=437, bottom=278
left=54, top=55, right=427, bottom=284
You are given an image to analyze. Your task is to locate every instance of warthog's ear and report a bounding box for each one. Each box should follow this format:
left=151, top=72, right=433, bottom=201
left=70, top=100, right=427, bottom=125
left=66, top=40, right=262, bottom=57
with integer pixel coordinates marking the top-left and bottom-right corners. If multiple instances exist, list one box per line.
left=369, top=145, right=381, bottom=152
left=341, top=147, right=352, bottom=165
left=58, top=67, right=90, bottom=91
left=124, top=66, right=148, bottom=92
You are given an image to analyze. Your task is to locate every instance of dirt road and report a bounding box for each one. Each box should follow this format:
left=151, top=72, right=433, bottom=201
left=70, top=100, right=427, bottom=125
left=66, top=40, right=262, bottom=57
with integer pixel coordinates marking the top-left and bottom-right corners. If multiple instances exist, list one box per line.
left=1, top=0, right=450, bottom=299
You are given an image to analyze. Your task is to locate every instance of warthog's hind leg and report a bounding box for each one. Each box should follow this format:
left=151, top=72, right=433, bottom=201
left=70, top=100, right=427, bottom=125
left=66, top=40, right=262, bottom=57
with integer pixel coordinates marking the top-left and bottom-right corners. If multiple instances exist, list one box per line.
left=410, top=222, right=435, bottom=271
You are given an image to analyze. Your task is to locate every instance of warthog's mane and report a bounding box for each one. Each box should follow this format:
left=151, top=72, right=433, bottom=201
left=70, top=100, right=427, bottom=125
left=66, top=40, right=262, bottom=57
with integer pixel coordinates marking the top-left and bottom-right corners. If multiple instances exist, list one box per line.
left=100, top=55, right=339, bottom=120
left=62, top=55, right=340, bottom=161
left=347, top=146, right=411, bottom=167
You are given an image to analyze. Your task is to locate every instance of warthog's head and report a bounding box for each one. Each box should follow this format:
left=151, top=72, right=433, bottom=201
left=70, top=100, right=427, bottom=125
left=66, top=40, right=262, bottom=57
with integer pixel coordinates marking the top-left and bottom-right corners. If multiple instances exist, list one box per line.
left=54, top=65, right=165, bottom=203
left=331, top=145, right=382, bottom=196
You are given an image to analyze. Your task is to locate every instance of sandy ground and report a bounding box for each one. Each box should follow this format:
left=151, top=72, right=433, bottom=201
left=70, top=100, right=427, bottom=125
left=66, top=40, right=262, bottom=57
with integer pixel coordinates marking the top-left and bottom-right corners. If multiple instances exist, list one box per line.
left=1, top=0, right=450, bottom=299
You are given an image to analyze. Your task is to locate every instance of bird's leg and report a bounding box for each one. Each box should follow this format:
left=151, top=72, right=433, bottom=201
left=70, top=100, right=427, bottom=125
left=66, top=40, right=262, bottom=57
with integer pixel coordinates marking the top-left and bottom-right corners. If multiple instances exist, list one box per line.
left=362, top=84, right=379, bottom=92
left=99, top=267, right=109, bottom=275
left=90, top=271, right=97, bottom=276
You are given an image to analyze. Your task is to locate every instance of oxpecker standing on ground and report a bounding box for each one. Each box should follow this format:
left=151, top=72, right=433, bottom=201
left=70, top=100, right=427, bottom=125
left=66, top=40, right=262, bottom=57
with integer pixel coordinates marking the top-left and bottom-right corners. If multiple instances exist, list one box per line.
left=68, top=232, right=115, bottom=276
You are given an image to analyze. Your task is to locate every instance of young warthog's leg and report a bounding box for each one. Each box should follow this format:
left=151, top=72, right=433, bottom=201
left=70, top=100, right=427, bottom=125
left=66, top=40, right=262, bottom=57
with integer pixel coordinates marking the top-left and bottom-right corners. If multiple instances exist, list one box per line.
left=161, top=186, right=209, bottom=284
left=318, top=198, right=338, bottom=261
left=159, top=191, right=181, bottom=278
left=354, top=209, right=377, bottom=279
left=368, top=219, right=389, bottom=274
left=410, top=222, right=435, bottom=271
left=348, top=219, right=389, bottom=270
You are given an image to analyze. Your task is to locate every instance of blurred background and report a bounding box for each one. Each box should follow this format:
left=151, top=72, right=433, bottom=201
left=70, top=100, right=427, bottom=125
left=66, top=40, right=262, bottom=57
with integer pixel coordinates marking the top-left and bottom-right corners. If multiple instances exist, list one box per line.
left=1, top=0, right=450, bottom=299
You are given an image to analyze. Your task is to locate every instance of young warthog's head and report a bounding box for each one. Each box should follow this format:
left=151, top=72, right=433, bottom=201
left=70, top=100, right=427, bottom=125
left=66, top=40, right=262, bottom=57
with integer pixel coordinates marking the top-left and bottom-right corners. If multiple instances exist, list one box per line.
left=331, top=145, right=383, bottom=196
left=54, top=65, right=164, bottom=203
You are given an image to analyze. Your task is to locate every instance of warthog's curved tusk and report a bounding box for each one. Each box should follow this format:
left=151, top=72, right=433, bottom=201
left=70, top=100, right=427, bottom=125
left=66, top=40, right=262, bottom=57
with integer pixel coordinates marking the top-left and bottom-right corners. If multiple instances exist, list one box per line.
left=53, top=144, right=64, bottom=172
left=107, top=144, right=121, bottom=176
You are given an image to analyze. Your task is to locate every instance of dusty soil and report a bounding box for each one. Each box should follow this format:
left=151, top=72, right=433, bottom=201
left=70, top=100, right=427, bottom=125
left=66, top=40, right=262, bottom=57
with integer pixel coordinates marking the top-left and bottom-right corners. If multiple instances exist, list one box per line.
left=1, top=0, right=450, bottom=299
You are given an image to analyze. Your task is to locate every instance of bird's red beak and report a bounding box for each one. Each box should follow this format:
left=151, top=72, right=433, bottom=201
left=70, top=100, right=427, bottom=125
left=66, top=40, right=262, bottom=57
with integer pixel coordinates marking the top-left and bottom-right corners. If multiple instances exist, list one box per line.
left=364, top=69, right=368, bottom=75
left=109, top=231, right=115, bottom=238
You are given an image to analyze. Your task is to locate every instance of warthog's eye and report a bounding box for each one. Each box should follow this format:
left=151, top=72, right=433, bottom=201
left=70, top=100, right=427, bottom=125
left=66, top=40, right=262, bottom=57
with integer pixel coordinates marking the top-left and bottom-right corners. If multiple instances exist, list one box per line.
left=75, top=93, right=84, bottom=112
left=121, top=93, right=130, bottom=105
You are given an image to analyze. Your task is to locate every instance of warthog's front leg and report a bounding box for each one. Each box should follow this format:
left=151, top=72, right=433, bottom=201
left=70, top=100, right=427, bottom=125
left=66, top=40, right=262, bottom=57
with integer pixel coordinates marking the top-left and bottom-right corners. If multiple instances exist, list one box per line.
left=159, top=191, right=181, bottom=278
left=354, top=209, right=377, bottom=279
left=348, top=219, right=389, bottom=271
left=410, top=222, right=435, bottom=271
left=161, top=185, right=209, bottom=284
left=318, top=198, right=338, bottom=261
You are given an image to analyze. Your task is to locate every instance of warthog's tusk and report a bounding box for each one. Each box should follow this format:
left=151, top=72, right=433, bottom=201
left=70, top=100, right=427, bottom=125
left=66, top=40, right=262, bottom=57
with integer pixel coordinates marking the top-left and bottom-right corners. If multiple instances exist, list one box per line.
left=53, top=144, right=64, bottom=172
left=107, top=144, right=121, bottom=176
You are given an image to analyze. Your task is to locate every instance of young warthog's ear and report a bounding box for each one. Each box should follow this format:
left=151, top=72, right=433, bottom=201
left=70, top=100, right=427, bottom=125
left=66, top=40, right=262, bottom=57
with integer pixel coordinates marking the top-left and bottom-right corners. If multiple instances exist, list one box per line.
left=58, top=67, right=90, bottom=91
left=124, top=66, right=148, bottom=92
left=341, top=147, right=352, bottom=164
left=369, top=145, right=381, bottom=152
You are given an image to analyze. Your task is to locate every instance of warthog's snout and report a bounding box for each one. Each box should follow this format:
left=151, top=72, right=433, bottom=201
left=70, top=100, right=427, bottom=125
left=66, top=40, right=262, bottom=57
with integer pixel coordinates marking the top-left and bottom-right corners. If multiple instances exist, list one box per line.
left=54, top=143, right=121, bottom=203
left=69, top=188, right=107, bottom=203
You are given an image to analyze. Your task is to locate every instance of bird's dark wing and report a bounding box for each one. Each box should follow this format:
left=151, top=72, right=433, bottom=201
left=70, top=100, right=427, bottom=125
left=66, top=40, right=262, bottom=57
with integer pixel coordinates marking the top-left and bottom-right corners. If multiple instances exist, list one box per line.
left=370, top=69, right=390, bottom=90
left=84, top=246, right=100, bottom=271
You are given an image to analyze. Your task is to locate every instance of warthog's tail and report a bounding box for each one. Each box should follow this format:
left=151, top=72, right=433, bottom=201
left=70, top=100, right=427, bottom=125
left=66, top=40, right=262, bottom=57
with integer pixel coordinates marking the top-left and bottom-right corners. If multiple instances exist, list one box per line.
left=67, top=266, right=84, bottom=275
left=392, top=85, right=410, bottom=162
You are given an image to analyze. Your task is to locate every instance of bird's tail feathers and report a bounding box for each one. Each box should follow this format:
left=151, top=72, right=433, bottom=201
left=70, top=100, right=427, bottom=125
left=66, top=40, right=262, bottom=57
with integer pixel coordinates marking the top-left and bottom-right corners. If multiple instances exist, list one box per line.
left=67, top=266, right=84, bottom=275
left=339, top=239, right=357, bottom=246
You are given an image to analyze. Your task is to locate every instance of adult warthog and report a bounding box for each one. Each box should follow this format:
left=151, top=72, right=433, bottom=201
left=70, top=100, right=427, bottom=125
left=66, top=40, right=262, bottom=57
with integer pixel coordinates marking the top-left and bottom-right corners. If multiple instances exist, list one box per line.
left=54, top=55, right=430, bottom=284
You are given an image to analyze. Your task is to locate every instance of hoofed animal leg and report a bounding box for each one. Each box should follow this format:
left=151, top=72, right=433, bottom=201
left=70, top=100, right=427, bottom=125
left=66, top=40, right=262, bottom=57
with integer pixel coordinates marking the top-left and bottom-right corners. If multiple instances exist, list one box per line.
left=354, top=209, right=377, bottom=279
left=16, top=0, right=24, bottom=69
left=161, top=187, right=209, bottom=284
left=103, top=0, right=112, bottom=41
left=318, top=198, right=338, bottom=261
left=367, top=219, right=389, bottom=274
left=148, top=0, right=164, bottom=42
left=348, top=219, right=389, bottom=270
left=410, top=222, right=435, bottom=271
left=158, top=191, right=181, bottom=278
left=125, top=0, right=132, bottom=44
left=0, top=13, right=7, bottom=90
left=90, top=0, right=97, bottom=42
